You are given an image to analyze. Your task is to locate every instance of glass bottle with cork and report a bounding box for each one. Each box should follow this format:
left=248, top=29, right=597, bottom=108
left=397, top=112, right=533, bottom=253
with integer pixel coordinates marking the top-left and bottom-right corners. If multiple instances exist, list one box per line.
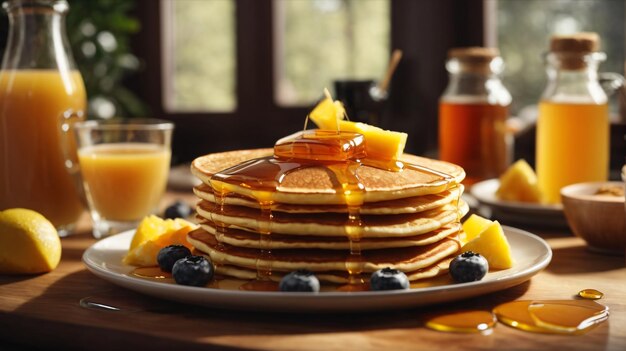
left=0, top=0, right=86, bottom=235
left=439, top=47, right=512, bottom=186
left=536, top=33, right=610, bottom=204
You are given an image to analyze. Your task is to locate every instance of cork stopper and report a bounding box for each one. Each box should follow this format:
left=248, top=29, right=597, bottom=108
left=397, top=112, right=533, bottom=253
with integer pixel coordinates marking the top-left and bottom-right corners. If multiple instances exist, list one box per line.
left=549, top=33, right=601, bottom=70
left=550, top=32, right=600, bottom=53
left=447, top=47, right=501, bottom=74
left=448, top=47, right=500, bottom=62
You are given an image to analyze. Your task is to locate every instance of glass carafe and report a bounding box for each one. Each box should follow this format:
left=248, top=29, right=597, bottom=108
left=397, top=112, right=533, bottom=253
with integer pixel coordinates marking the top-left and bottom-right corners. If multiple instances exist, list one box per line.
left=536, top=33, right=614, bottom=204
left=439, top=47, right=512, bottom=185
left=0, top=0, right=86, bottom=235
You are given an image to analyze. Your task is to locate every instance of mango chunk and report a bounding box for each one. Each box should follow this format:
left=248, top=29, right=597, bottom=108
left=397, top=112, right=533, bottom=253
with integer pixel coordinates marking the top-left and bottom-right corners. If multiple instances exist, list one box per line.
left=462, top=214, right=493, bottom=242
left=124, top=216, right=197, bottom=267
left=309, top=97, right=407, bottom=163
left=496, top=159, right=542, bottom=203
left=462, top=220, right=513, bottom=270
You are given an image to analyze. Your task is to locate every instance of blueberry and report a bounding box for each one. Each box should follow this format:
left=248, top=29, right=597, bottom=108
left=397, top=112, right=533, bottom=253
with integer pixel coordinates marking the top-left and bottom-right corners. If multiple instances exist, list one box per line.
left=370, top=267, right=410, bottom=291
left=157, top=245, right=192, bottom=272
left=172, top=255, right=214, bottom=286
left=279, top=269, right=320, bottom=292
left=164, top=201, right=192, bottom=219
left=449, top=251, right=489, bottom=283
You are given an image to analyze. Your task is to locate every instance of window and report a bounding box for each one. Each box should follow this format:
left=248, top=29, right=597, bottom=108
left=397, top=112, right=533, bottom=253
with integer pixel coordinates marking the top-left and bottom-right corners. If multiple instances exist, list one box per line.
left=161, top=0, right=236, bottom=112
left=488, top=0, right=625, bottom=115
left=132, top=0, right=484, bottom=161
left=274, top=0, right=390, bottom=105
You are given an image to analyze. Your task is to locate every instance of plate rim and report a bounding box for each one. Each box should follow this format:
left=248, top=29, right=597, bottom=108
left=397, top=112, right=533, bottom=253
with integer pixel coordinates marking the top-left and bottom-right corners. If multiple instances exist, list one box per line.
left=82, top=226, right=551, bottom=309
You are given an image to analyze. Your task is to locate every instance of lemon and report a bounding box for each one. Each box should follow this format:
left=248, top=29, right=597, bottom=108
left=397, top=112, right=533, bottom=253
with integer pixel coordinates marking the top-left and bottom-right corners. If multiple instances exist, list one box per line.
left=124, top=215, right=196, bottom=267
left=0, top=208, right=61, bottom=274
left=462, top=214, right=493, bottom=242
left=462, top=220, right=513, bottom=270
left=496, top=159, right=543, bottom=203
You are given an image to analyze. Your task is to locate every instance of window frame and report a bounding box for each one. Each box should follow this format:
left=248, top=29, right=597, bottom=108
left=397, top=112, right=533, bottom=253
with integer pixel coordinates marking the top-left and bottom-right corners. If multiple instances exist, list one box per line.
left=130, top=0, right=484, bottom=163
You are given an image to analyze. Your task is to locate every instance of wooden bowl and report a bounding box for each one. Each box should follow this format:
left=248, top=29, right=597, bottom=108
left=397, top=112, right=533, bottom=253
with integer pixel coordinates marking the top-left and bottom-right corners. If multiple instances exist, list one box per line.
left=561, top=181, right=625, bottom=255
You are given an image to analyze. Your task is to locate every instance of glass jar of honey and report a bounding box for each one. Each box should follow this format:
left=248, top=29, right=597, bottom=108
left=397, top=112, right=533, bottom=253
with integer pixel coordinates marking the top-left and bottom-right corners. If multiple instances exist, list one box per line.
left=0, top=0, right=86, bottom=235
left=439, top=47, right=512, bottom=185
left=536, top=33, right=610, bottom=204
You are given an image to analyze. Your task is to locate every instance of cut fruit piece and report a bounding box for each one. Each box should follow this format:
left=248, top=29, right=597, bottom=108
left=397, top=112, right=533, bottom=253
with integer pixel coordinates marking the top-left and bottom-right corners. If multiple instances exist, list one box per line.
left=462, top=214, right=493, bottom=242
left=308, top=96, right=408, bottom=163
left=124, top=216, right=197, bottom=267
left=461, top=220, right=513, bottom=270
left=496, top=159, right=543, bottom=203
left=308, top=97, right=346, bottom=131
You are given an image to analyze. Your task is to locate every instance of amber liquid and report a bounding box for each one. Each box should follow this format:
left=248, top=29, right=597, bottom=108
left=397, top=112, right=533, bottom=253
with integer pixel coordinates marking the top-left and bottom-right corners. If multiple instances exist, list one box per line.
left=426, top=311, right=496, bottom=333
left=493, top=299, right=608, bottom=335
left=0, top=70, right=86, bottom=230
left=536, top=101, right=609, bottom=204
left=439, top=101, right=509, bottom=185
left=207, top=129, right=459, bottom=285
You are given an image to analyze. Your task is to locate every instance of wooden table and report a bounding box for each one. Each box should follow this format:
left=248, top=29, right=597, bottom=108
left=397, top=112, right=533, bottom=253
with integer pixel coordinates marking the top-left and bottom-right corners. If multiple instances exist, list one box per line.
left=1, top=190, right=625, bottom=351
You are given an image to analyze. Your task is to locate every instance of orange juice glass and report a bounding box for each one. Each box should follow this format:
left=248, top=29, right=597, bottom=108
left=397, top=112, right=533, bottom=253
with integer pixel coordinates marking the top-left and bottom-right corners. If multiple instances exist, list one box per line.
left=74, top=119, right=173, bottom=238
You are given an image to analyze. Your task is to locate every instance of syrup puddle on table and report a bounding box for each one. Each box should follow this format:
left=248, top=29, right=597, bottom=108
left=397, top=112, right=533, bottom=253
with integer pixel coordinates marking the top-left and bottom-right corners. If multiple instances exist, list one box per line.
left=426, top=311, right=496, bottom=334
left=426, top=290, right=608, bottom=335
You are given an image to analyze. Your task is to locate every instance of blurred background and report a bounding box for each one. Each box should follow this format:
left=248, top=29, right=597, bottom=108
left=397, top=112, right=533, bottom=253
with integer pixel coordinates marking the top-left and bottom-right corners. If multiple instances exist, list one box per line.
left=0, top=0, right=624, bottom=169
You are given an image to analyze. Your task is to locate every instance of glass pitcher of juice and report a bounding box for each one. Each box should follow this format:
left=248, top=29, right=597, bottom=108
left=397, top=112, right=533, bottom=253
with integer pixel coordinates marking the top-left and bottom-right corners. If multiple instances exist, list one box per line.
left=536, top=33, right=613, bottom=204
left=439, top=47, right=512, bottom=186
left=0, top=0, right=86, bottom=235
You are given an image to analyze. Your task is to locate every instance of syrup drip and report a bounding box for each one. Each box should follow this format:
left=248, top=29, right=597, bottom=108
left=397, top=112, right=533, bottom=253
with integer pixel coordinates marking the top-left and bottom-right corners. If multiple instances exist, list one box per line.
left=207, top=129, right=459, bottom=286
left=132, top=267, right=171, bottom=280
left=493, top=299, right=609, bottom=335
left=578, top=289, right=604, bottom=300
left=426, top=311, right=496, bottom=333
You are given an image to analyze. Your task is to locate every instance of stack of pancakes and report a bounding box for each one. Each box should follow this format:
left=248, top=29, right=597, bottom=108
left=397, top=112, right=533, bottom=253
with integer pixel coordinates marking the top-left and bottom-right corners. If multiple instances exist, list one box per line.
left=189, top=148, right=468, bottom=285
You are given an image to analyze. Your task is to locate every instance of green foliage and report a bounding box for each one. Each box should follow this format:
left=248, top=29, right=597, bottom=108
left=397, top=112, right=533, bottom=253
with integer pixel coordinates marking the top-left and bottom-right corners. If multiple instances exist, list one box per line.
left=67, top=0, right=147, bottom=119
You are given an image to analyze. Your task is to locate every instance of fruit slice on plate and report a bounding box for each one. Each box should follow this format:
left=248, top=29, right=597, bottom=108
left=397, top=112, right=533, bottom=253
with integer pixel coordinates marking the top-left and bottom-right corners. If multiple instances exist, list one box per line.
left=124, top=216, right=197, bottom=267
left=462, top=220, right=513, bottom=270
left=496, top=159, right=542, bottom=203
left=462, top=214, right=493, bottom=243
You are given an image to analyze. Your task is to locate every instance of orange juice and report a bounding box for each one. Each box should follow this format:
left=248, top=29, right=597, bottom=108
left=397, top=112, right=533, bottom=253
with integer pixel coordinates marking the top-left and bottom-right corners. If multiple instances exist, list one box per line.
left=439, top=101, right=509, bottom=185
left=536, top=101, right=609, bottom=204
left=78, top=143, right=171, bottom=221
left=0, top=70, right=86, bottom=228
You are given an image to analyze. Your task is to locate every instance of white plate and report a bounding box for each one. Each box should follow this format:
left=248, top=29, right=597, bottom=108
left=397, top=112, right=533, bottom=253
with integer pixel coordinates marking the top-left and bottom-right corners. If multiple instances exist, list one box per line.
left=82, top=227, right=552, bottom=313
left=471, top=179, right=567, bottom=228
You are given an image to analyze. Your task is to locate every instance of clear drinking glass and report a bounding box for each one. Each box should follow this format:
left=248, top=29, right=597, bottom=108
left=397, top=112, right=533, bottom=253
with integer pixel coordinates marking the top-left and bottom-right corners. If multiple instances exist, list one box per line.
left=74, top=119, right=173, bottom=238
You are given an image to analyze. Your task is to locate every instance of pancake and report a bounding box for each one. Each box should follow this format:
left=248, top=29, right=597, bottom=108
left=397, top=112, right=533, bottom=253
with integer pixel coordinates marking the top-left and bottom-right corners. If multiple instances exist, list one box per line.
left=188, top=228, right=461, bottom=281
left=196, top=199, right=469, bottom=237
left=198, top=218, right=461, bottom=250
left=205, top=260, right=453, bottom=285
left=193, top=183, right=463, bottom=215
left=191, top=148, right=465, bottom=204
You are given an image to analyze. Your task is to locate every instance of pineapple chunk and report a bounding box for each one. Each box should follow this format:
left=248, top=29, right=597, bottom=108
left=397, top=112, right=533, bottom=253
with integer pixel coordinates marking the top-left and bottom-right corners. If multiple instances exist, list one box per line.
left=462, top=220, right=513, bottom=270
left=124, top=216, right=197, bottom=266
left=309, top=97, right=408, bottom=162
left=496, top=159, right=542, bottom=203
left=462, top=214, right=493, bottom=242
